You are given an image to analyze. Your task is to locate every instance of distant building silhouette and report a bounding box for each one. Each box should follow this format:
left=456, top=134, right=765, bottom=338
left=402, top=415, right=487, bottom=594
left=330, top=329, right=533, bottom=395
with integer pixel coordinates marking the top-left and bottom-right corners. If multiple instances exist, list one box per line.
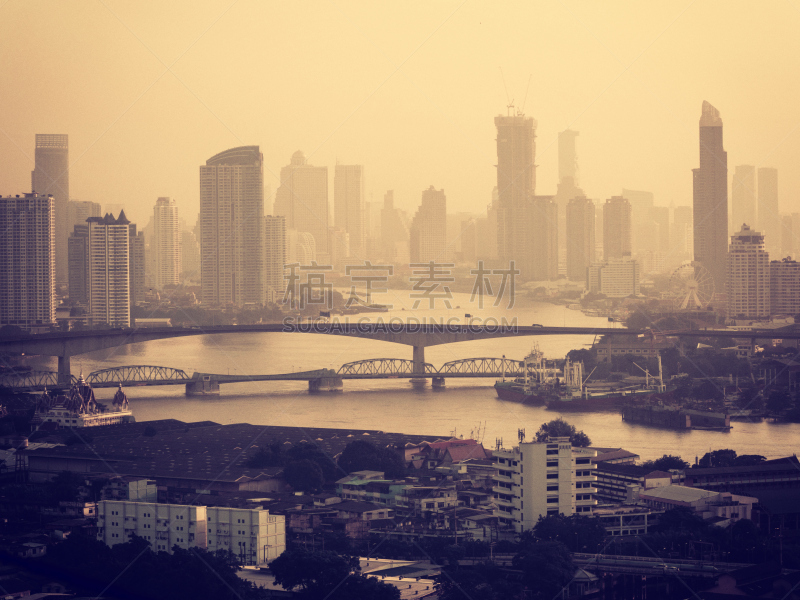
left=727, top=224, right=769, bottom=320
left=566, top=196, right=595, bottom=281
left=200, top=146, right=266, bottom=306
left=602, top=196, right=632, bottom=260
left=770, top=258, right=800, bottom=316
left=693, top=101, right=729, bottom=293
left=0, top=193, right=55, bottom=329
left=671, top=205, right=693, bottom=260
left=333, top=164, right=365, bottom=259
left=31, top=134, right=69, bottom=289
left=87, top=212, right=131, bottom=327
left=264, top=215, right=286, bottom=303
left=731, top=165, right=756, bottom=237
left=129, top=224, right=145, bottom=306
left=495, top=111, right=536, bottom=277
left=757, top=167, right=779, bottom=257
left=153, top=197, right=181, bottom=289
left=555, top=130, right=583, bottom=275
left=620, top=189, right=654, bottom=255
left=380, top=191, right=409, bottom=262
left=410, top=186, right=447, bottom=263
left=274, top=151, right=329, bottom=263
left=67, top=200, right=101, bottom=234
left=528, top=196, right=558, bottom=281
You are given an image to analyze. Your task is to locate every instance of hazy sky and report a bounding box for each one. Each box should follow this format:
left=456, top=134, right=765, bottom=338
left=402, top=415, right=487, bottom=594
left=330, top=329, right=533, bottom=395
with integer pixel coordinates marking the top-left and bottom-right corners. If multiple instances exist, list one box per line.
left=1, top=1, right=799, bottom=227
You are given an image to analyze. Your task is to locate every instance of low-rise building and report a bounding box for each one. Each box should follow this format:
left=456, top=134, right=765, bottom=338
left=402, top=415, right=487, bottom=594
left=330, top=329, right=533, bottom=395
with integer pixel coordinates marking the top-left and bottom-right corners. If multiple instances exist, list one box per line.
left=592, top=505, right=662, bottom=537
left=594, top=463, right=676, bottom=503
left=30, top=379, right=134, bottom=431
left=636, top=485, right=756, bottom=523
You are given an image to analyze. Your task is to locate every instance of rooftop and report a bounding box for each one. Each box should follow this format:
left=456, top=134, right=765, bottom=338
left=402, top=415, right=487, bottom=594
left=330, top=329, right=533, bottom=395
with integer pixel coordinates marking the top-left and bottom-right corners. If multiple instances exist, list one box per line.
left=639, top=485, right=718, bottom=503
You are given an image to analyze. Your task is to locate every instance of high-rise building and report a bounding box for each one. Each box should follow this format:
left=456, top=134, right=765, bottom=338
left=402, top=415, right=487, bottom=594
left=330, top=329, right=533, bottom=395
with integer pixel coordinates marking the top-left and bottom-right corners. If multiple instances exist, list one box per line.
left=587, top=258, right=640, bottom=298
left=380, top=191, right=409, bottom=262
left=726, top=224, right=769, bottom=320
left=731, top=165, right=756, bottom=236
left=287, top=229, right=316, bottom=265
left=555, top=131, right=584, bottom=277
left=0, top=193, right=55, bottom=328
left=602, top=196, right=632, bottom=260
left=409, top=186, right=447, bottom=263
left=566, top=196, right=595, bottom=281
left=671, top=205, right=693, bottom=260
left=200, top=146, right=266, bottom=306
left=495, top=111, right=536, bottom=274
left=528, top=196, right=558, bottom=281
left=758, top=167, right=779, bottom=256
left=558, top=130, right=579, bottom=185
left=770, top=258, right=800, bottom=316
left=781, top=215, right=793, bottom=259
left=31, top=134, right=69, bottom=289
left=328, top=227, right=350, bottom=270
left=693, top=101, right=729, bottom=294
left=492, top=437, right=597, bottom=534
left=68, top=224, right=90, bottom=306
left=129, top=224, right=145, bottom=306
left=274, top=151, right=328, bottom=261
left=264, top=215, right=286, bottom=302
left=87, top=212, right=131, bottom=327
left=651, top=206, right=670, bottom=254
left=333, top=164, right=365, bottom=259
left=152, top=197, right=181, bottom=289
left=181, top=229, right=200, bottom=283
left=67, top=200, right=101, bottom=234
left=620, top=189, right=655, bottom=254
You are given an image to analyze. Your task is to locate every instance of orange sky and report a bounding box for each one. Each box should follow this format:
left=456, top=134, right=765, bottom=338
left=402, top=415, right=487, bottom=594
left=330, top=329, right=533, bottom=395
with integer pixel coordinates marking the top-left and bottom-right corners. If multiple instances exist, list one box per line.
left=1, top=0, right=799, bottom=227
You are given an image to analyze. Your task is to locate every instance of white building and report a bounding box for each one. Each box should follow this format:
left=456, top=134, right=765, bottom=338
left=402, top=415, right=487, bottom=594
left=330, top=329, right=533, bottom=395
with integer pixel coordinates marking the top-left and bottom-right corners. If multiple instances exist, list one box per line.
left=727, top=224, right=770, bottom=319
left=88, top=212, right=131, bottom=327
left=492, top=436, right=597, bottom=534
left=98, top=500, right=285, bottom=566
left=587, top=258, right=640, bottom=298
left=0, top=193, right=55, bottom=329
left=153, top=197, right=181, bottom=289
left=30, top=379, right=134, bottom=431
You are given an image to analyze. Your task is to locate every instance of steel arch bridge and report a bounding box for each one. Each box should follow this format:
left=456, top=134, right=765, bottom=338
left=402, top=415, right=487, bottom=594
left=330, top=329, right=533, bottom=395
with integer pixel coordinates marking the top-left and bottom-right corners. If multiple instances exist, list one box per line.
left=85, top=365, right=190, bottom=385
left=337, top=358, right=436, bottom=377
left=438, top=357, right=524, bottom=377
left=0, top=371, right=77, bottom=389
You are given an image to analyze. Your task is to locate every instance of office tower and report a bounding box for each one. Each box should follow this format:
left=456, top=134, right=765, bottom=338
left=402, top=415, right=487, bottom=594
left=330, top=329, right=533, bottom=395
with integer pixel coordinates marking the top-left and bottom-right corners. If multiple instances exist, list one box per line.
left=558, top=130, right=579, bottom=185
left=68, top=224, right=90, bottom=306
left=672, top=205, right=693, bottom=259
left=287, top=229, right=316, bottom=264
left=274, top=151, right=329, bottom=260
left=602, top=196, right=632, bottom=260
left=731, top=165, right=756, bottom=235
left=726, top=224, right=769, bottom=320
left=87, top=212, right=131, bottom=327
left=781, top=215, right=793, bottom=259
left=0, top=193, right=55, bottom=328
left=380, top=191, right=410, bottom=261
left=200, top=146, right=266, bottom=306
left=758, top=167, right=779, bottom=256
left=566, top=196, right=595, bottom=281
left=528, top=196, right=558, bottom=281
left=129, top=224, right=145, bottom=306
left=180, top=230, right=200, bottom=283
left=333, top=164, right=365, bottom=259
left=555, top=131, right=583, bottom=274
left=621, top=189, right=655, bottom=254
left=492, top=437, right=597, bottom=534
left=264, top=215, right=286, bottom=301
left=152, top=197, right=181, bottom=289
left=67, top=200, right=101, bottom=233
left=328, top=227, right=350, bottom=269
left=31, top=135, right=69, bottom=289
left=587, top=258, right=640, bottom=298
left=770, top=258, right=800, bottom=316
left=693, top=101, right=729, bottom=293
left=495, top=111, right=536, bottom=273
left=651, top=206, right=670, bottom=253
left=409, top=186, right=447, bottom=263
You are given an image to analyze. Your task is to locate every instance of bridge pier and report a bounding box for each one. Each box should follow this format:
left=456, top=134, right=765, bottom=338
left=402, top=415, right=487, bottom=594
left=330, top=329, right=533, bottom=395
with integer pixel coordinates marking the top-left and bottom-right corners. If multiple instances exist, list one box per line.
left=410, top=345, right=427, bottom=388
left=432, top=376, right=445, bottom=389
left=186, top=376, right=220, bottom=396
left=57, top=355, right=71, bottom=386
left=308, top=369, right=343, bottom=393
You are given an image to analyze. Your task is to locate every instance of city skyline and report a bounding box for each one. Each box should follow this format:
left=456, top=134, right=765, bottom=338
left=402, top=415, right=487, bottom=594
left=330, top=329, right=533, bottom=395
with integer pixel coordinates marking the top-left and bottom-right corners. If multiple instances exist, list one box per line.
left=1, top=3, right=799, bottom=229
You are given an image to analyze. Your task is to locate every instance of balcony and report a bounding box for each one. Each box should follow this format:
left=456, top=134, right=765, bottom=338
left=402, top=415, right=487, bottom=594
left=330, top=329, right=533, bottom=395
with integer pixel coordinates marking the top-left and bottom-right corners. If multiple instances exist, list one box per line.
left=493, top=473, right=514, bottom=485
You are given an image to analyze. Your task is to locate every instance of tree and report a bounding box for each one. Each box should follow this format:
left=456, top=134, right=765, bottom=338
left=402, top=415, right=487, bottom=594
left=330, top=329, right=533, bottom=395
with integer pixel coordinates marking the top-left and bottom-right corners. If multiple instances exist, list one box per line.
left=652, top=506, right=706, bottom=534
left=283, top=459, right=324, bottom=493
left=246, top=441, right=284, bottom=468
left=512, top=541, right=574, bottom=600
left=337, top=439, right=405, bottom=477
left=269, top=549, right=359, bottom=596
left=766, top=389, right=792, bottom=414
left=734, top=454, right=766, bottom=466
left=640, top=454, right=689, bottom=471
left=698, top=449, right=737, bottom=468
left=532, top=513, right=607, bottom=553
left=533, top=418, right=591, bottom=447
left=285, top=442, right=340, bottom=481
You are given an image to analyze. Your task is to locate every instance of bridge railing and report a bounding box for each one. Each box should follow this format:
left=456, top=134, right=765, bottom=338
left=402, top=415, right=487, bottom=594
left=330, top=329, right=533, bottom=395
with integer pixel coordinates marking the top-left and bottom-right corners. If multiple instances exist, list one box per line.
left=0, top=371, right=75, bottom=389
left=85, top=365, right=190, bottom=385
left=337, top=359, right=436, bottom=376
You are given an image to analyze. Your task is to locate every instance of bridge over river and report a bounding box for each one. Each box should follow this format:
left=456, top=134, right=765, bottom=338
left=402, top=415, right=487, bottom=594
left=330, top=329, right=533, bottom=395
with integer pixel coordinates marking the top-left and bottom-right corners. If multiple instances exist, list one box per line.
left=0, top=356, right=536, bottom=395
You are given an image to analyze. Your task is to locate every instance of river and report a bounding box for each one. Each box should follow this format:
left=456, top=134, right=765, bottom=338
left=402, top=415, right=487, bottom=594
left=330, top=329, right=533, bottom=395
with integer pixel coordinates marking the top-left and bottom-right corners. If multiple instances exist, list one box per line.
left=50, top=290, right=800, bottom=463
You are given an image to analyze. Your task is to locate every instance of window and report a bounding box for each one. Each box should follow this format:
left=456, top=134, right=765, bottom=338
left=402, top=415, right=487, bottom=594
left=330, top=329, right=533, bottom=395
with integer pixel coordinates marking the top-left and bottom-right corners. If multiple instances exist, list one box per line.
left=547, top=473, right=558, bottom=479
left=547, top=485, right=558, bottom=491
left=547, top=461, right=558, bottom=467
left=547, top=498, right=559, bottom=504
left=546, top=449, right=558, bottom=455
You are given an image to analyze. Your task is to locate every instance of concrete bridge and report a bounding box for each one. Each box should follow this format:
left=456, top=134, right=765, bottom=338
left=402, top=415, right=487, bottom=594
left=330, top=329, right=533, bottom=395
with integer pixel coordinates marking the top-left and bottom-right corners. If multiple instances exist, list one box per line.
left=0, top=357, right=536, bottom=395
left=1, top=321, right=796, bottom=385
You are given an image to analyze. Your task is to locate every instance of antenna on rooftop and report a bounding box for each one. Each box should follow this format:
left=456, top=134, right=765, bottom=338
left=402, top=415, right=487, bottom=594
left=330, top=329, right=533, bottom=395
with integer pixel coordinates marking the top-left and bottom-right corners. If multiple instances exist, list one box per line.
left=518, top=428, right=526, bottom=444
left=499, top=67, right=514, bottom=115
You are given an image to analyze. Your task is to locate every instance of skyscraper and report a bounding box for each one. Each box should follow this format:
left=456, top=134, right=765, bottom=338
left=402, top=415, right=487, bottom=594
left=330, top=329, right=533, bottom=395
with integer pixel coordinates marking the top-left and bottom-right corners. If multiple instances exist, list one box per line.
left=0, top=193, right=55, bottom=328
left=566, top=196, right=595, bottom=281
left=31, top=134, right=69, bottom=289
left=757, top=167, right=779, bottom=256
left=726, top=224, right=769, bottom=319
left=333, top=164, right=365, bottom=259
left=153, top=197, right=181, bottom=289
left=68, top=224, right=90, bottom=306
left=731, top=165, right=756, bottom=236
left=380, top=191, right=409, bottom=261
left=671, top=205, right=693, bottom=260
left=602, top=196, right=632, bottom=260
left=410, top=186, right=447, bottom=263
left=87, top=212, right=131, bottom=327
left=528, top=196, right=558, bottom=281
left=129, top=224, right=145, bottom=306
left=693, top=101, right=729, bottom=294
left=274, top=151, right=329, bottom=261
left=264, top=215, right=287, bottom=302
left=495, top=111, right=536, bottom=273
left=770, top=258, right=800, bottom=316
left=621, top=189, right=655, bottom=254
left=200, top=146, right=266, bottom=306
left=67, top=200, right=101, bottom=234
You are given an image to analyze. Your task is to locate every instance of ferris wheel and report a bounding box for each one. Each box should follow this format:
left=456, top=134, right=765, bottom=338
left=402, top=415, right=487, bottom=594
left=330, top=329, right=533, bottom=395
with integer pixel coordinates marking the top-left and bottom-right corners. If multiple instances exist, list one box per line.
left=668, top=261, right=715, bottom=310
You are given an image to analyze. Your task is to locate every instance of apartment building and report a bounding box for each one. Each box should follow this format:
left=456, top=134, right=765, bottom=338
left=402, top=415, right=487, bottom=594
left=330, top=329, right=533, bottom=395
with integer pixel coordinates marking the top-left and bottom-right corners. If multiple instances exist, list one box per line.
left=492, top=437, right=597, bottom=533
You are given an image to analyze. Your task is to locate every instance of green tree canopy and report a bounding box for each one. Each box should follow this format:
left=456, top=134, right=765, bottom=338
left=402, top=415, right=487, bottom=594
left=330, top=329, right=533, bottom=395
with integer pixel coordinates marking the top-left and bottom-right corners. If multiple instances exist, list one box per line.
left=531, top=513, right=607, bottom=553
left=512, top=541, right=575, bottom=600
left=533, top=418, right=591, bottom=447
left=337, top=439, right=406, bottom=477
left=640, top=454, right=689, bottom=471
left=283, top=459, right=324, bottom=493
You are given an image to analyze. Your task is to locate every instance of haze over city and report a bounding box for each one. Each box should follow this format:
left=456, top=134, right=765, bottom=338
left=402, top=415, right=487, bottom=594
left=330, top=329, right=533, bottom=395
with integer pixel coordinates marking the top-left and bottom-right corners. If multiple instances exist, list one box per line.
left=2, top=1, right=800, bottom=225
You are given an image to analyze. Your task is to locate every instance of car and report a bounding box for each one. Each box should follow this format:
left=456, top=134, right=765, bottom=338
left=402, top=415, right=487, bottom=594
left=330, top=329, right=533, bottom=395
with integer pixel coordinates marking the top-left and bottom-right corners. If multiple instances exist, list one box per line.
left=531, top=323, right=543, bottom=328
